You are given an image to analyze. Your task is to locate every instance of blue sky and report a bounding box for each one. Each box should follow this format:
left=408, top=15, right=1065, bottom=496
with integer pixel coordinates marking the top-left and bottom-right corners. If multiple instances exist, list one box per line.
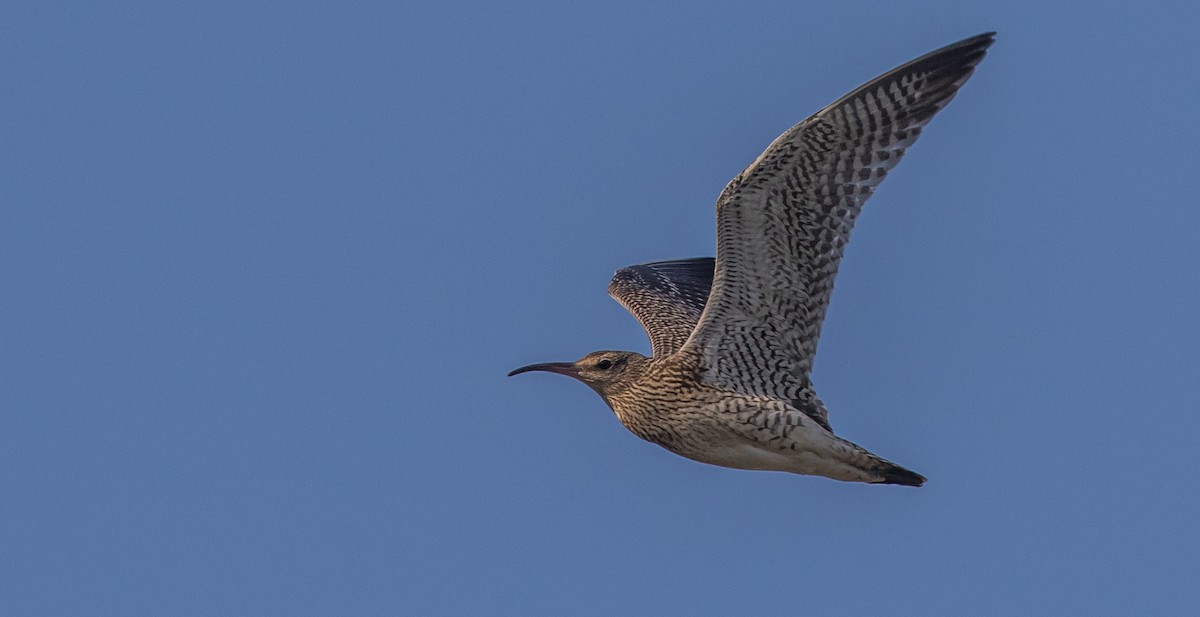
left=3, top=1, right=1198, bottom=615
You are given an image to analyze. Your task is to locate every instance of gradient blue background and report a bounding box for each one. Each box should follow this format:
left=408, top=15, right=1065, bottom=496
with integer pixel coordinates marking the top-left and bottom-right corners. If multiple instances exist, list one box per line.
left=3, top=2, right=1198, bottom=615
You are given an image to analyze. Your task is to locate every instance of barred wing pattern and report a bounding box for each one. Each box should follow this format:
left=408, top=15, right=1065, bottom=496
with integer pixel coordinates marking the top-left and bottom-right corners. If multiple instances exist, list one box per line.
left=609, top=258, right=715, bottom=357
left=684, top=33, right=994, bottom=401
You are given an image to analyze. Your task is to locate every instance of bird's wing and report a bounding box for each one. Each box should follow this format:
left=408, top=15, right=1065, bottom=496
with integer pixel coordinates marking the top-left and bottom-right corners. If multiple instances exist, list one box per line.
left=609, top=258, right=715, bottom=357
left=682, top=33, right=994, bottom=400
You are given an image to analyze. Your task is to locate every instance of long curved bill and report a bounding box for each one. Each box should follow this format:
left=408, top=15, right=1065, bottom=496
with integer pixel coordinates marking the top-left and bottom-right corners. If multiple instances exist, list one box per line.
left=507, top=362, right=579, bottom=377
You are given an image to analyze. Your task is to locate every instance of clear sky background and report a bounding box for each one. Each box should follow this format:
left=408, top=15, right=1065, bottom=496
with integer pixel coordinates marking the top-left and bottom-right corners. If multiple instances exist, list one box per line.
left=3, top=2, right=1198, bottom=615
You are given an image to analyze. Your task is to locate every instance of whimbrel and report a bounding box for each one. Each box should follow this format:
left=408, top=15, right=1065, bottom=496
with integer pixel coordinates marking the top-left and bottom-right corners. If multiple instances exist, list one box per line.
left=510, top=34, right=994, bottom=486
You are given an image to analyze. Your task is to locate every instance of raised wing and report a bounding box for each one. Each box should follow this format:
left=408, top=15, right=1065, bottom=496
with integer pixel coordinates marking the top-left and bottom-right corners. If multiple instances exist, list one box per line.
left=609, top=258, right=715, bottom=357
left=683, top=33, right=994, bottom=400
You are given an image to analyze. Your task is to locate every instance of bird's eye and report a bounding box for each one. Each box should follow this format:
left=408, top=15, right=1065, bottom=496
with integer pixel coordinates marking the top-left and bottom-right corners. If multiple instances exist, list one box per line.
left=597, top=359, right=613, bottom=370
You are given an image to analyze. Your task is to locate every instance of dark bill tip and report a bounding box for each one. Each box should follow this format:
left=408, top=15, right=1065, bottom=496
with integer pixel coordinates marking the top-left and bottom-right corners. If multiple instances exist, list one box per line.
left=507, top=362, right=579, bottom=378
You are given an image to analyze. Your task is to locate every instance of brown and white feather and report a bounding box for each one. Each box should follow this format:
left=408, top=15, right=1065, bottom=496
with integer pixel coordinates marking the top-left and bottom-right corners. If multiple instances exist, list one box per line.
left=682, top=33, right=994, bottom=409
left=608, top=258, right=714, bottom=357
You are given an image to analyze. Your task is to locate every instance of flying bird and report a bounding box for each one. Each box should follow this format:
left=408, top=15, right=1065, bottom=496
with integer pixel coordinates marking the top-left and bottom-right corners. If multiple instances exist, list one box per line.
left=510, top=33, right=994, bottom=486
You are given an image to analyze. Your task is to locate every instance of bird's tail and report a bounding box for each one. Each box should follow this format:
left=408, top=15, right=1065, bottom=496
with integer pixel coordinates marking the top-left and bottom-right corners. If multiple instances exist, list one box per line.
left=826, top=434, right=927, bottom=487
left=873, top=461, right=926, bottom=487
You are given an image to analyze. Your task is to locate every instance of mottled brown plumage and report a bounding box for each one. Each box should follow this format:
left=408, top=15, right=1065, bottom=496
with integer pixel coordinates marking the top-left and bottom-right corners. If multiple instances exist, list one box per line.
left=511, top=33, right=995, bottom=485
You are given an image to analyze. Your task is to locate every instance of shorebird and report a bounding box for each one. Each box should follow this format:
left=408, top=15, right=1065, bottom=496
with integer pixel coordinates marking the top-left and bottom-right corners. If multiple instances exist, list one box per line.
left=510, top=33, right=994, bottom=486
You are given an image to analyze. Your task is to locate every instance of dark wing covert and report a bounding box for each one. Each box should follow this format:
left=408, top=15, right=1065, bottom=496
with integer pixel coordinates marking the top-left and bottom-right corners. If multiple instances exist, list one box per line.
left=609, top=257, right=715, bottom=357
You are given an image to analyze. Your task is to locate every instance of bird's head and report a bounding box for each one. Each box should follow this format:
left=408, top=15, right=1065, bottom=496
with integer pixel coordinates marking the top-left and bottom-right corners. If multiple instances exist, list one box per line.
left=508, top=350, right=648, bottom=399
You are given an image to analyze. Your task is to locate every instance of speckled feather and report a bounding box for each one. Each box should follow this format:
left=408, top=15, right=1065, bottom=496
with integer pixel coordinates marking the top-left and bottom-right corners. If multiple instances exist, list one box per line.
left=608, top=258, right=715, bottom=357
left=682, top=33, right=994, bottom=404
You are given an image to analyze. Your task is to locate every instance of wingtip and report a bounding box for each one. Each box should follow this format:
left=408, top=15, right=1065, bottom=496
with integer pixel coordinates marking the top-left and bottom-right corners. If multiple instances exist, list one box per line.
left=952, top=32, right=997, bottom=67
left=932, top=31, right=997, bottom=64
left=953, top=31, right=997, bottom=49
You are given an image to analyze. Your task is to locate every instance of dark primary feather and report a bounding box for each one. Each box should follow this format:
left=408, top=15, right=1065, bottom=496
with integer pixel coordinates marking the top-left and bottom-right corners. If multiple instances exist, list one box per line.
left=608, top=258, right=715, bottom=357
left=683, top=33, right=994, bottom=403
